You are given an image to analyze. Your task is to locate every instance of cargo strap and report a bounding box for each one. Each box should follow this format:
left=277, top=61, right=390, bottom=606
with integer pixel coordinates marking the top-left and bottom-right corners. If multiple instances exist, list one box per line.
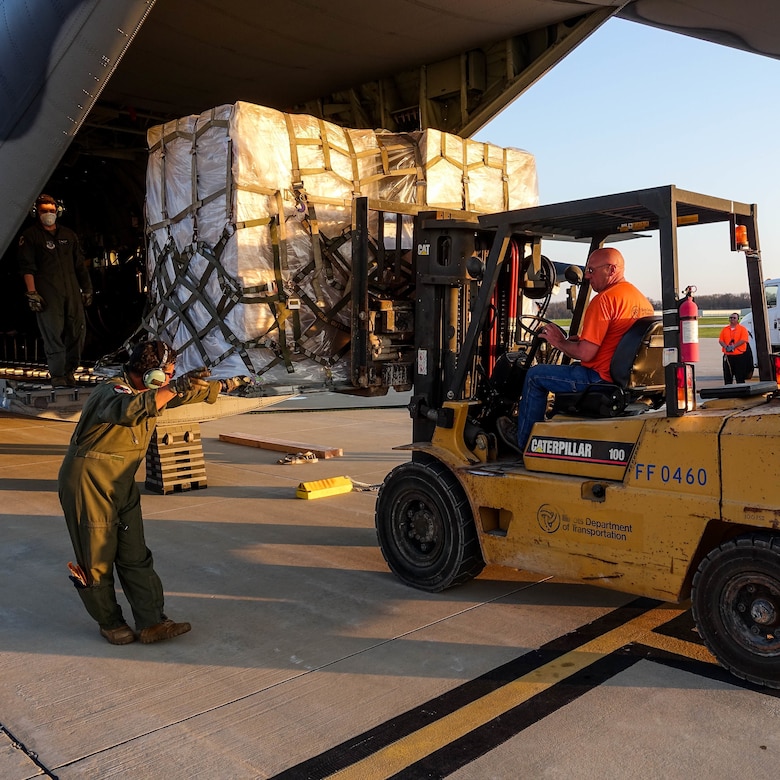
left=147, top=109, right=231, bottom=233
left=143, top=216, right=354, bottom=378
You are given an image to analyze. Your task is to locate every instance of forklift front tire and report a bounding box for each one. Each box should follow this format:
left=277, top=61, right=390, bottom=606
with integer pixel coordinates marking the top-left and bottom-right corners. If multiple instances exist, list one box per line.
left=691, top=534, right=780, bottom=689
left=375, top=458, right=484, bottom=592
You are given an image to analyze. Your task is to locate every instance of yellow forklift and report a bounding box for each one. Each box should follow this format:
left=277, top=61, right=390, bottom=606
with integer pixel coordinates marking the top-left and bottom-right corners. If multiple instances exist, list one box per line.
left=374, top=185, right=780, bottom=689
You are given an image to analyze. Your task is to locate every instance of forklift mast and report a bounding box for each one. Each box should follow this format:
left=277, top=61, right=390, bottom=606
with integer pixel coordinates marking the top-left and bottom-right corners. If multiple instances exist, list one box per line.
left=409, top=212, right=566, bottom=443
left=411, top=216, right=478, bottom=442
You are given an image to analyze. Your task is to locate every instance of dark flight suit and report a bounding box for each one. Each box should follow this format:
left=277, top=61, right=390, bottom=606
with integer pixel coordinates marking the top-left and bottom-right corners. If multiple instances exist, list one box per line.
left=58, top=372, right=219, bottom=631
left=17, top=221, right=92, bottom=379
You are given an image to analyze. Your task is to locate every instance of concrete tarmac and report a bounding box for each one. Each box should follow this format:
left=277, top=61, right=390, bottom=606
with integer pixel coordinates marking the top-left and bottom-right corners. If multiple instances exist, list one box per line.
left=1, top=340, right=778, bottom=779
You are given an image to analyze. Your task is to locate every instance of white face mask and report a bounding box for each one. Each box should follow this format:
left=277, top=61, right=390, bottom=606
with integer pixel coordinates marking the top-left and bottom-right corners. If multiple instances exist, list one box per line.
left=40, top=213, right=57, bottom=227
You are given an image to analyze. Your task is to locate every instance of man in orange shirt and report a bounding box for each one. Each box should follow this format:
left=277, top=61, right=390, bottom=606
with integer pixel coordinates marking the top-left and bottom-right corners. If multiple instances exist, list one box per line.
left=719, top=312, right=752, bottom=383
left=498, top=247, right=654, bottom=455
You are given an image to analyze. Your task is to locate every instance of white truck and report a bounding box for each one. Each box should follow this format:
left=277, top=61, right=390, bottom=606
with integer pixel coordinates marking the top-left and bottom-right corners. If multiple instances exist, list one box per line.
left=741, top=278, right=780, bottom=363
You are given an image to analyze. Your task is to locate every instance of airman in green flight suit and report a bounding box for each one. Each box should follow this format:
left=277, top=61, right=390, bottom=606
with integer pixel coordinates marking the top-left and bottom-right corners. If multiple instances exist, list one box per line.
left=58, top=340, right=219, bottom=645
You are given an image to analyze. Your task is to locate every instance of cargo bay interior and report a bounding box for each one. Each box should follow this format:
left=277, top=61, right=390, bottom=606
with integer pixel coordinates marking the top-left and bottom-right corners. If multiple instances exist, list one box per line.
left=0, top=0, right=776, bottom=382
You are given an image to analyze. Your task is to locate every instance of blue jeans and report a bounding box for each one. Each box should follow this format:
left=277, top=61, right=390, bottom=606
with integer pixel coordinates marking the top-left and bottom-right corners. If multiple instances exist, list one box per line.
left=516, top=363, right=602, bottom=450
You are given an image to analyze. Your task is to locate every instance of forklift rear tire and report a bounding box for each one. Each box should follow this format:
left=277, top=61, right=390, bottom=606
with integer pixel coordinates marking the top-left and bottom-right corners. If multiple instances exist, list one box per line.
left=375, top=457, right=485, bottom=592
left=691, top=534, right=780, bottom=689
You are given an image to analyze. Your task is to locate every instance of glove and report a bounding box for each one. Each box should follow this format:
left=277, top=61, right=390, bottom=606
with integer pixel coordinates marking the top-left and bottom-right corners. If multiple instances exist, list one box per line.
left=82, top=291, right=93, bottom=307
left=169, top=366, right=211, bottom=396
left=26, top=291, right=46, bottom=312
left=219, top=375, right=252, bottom=393
left=725, top=345, right=734, bottom=353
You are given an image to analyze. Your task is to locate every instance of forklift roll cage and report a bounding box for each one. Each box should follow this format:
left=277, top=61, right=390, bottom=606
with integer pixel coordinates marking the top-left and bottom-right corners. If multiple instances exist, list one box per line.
left=412, top=185, right=770, bottom=418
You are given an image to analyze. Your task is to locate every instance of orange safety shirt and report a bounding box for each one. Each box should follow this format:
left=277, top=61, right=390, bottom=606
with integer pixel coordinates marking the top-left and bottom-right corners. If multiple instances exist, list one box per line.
left=579, top=281, right=655, bottom=382
left=719, top=323, right=750, bottom=355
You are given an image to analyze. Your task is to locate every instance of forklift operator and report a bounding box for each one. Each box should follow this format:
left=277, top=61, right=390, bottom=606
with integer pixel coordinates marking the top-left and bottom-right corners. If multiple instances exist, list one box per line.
left=498, top=247, right=654, bottom=455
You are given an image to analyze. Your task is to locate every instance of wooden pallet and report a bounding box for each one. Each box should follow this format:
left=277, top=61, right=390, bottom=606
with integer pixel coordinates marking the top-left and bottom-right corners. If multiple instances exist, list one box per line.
left=145, top=422, right=207, bottom=494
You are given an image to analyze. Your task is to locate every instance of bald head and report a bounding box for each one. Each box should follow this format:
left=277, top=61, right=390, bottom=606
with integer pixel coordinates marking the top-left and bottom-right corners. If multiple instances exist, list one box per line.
left=585, top=247, right=626, bottom=291
left=589, top=247, right=625, bottom=271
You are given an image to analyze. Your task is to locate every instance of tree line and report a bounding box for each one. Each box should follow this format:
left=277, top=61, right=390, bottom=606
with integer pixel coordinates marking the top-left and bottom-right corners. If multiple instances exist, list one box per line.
left=544, top=292, right=750, bottom=320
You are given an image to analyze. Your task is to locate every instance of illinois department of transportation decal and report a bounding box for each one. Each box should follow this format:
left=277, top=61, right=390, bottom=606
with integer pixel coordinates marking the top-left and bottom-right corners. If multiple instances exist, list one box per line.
left=537, top=504, right=633, bottom=542
left=525, top=435, right=634, bottom=466
left=537, top=504, right=562, bottom=533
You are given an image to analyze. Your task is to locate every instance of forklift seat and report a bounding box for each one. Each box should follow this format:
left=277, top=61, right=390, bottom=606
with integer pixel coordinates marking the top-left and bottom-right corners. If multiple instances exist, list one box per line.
left=550, top=316, right=665, bottom=418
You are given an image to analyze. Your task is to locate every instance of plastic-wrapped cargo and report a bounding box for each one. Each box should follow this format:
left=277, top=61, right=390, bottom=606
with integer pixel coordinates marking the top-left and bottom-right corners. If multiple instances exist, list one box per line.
left=144, top=102, right=537, bottom=392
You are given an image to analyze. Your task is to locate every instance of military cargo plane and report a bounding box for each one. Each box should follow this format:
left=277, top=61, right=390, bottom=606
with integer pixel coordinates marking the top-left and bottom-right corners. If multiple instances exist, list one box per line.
left=0, top=0, right=777, bottom=368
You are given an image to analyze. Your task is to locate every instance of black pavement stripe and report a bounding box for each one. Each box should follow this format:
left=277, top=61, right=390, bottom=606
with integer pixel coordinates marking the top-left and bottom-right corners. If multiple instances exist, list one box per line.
left=649, top=608, right=702, bottom=645
left=399, top=641, right=780, bottom=779
left=272, top=597, right=661, bottom=779
left=389, top=651, right=639, bottom=780
left=631, top=643, right=780, bottom=696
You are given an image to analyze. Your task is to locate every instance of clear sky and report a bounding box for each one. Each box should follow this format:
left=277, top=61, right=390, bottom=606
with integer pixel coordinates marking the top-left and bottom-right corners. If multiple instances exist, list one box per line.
left=474, top=17, right=780, bottom=300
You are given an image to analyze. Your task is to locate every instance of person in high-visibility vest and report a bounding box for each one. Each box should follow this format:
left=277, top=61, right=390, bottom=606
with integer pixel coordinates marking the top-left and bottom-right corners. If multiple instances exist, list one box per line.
left=718, top=313, right=752, bottom=384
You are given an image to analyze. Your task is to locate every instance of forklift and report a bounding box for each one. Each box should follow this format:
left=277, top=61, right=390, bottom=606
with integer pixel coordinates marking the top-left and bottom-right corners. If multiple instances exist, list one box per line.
left=373, top=185, right=780, bottom=689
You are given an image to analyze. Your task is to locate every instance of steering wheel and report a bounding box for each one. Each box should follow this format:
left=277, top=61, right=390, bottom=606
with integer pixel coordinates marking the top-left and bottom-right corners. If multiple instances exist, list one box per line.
left=514, top=313, right=558, bottom=343
left=516, top=315, right=564, bottom=369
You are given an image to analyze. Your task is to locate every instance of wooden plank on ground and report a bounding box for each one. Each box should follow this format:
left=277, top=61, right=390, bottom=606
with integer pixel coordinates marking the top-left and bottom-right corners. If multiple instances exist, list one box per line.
left=219, top=432, right=343, bottom=459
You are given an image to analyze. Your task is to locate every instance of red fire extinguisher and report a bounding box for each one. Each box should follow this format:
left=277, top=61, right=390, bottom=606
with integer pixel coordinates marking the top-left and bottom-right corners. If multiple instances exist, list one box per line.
left=679, top=285, right=699, bottom=363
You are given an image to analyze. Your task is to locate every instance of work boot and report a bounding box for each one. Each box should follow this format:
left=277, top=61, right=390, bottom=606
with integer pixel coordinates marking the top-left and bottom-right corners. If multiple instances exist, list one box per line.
left=65, top=372, right=78, bottom=387
left=100, top=623, right=136, bottom=645
left=496, top=416, right=523, bottom=456
left=139, top=617, right=191, bottom=644
left=50, top=376, right=70, bottom=388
